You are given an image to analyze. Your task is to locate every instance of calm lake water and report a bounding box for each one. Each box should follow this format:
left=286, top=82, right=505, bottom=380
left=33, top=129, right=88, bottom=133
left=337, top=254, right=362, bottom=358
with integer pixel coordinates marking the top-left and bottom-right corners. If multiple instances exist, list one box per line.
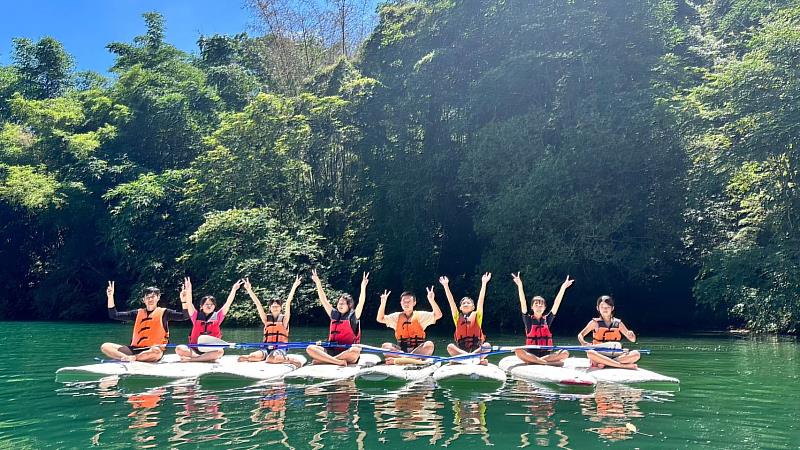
left=1, top=321, right=797, bottom=448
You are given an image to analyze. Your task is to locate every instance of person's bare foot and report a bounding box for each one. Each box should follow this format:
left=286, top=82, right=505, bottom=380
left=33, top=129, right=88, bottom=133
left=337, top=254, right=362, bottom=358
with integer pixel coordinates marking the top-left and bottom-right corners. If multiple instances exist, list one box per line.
left=479, top=359, right=488, bottom=365
left=121, top=355, right=136, bottom=362
left=180, top=356, right=193, bottom=362
left=237, top=355, right=249, bottom=362
left=385, top=357, right=396, bottom=365
left=546, top=361, right=564, bottom=367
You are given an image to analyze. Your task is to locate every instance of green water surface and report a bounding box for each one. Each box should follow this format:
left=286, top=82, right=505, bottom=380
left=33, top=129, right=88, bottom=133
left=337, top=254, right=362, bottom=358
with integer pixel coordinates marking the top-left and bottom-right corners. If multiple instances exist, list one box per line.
left=1, top=322, right=797, bottom=448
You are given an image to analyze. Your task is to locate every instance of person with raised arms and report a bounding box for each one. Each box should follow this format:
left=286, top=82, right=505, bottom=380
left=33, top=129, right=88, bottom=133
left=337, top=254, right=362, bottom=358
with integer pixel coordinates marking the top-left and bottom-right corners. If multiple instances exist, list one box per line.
left=175, top=277, right=242, bottom=362
left=439, top=273, right=492, bottom=361
left=376, top=286, right=443, bottom=364
left=577, top=295, right=641, bottom=369
left=238, top=275, right=304, bottom=368
left=511, top=272, right=574, bottom=366
left=101, top=281, right=189, bottom=362
left=305, top=270, right=368, bottom=366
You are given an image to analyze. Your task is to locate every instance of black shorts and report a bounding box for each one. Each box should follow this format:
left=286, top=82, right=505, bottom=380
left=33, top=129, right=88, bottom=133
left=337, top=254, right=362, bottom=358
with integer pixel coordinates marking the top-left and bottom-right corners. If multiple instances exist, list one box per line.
left=326, top=346, right=347, bottom=357
left=525, top=348, right=550, bottom=357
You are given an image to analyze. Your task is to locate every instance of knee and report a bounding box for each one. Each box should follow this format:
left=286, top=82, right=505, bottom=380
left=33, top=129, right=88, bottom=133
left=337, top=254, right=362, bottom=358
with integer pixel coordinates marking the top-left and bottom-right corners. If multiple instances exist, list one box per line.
left=422, top=341, right=434, bottom=351
left=381, top=342, right=393, bottom=350
left=175, top=345, right=189, bottom=356
left=514, top=349, right=526, bottom=358
left=560, top=350, right=570, bottom=358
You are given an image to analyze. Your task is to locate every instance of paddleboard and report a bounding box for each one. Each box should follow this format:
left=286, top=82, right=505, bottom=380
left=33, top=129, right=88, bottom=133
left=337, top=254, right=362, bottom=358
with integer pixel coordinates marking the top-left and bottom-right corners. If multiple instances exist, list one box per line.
left=357, top=361, right=440, bottom=382
left=498, top=356, right=596, bottom=386
left=56, top=354, right=308, bottom=381
left=432, top=361, right=506, bottom=385
left=284, top=353, right=382, bottom=382
left=564, top=357, right=679, bottom=383
left=202, top=355, right=307, bottom=380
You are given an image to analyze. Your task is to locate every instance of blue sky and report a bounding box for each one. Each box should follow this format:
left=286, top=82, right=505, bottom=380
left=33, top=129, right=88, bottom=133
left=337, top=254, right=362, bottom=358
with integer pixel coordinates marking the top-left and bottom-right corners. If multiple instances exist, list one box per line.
left=0, top=1, right=254, bottom=73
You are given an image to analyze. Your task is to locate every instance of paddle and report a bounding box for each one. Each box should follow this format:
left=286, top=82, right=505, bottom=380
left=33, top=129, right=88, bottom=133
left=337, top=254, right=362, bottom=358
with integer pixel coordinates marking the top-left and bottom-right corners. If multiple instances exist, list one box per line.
left=490, top=343, right=651, bottom=355
left=192, top=335, right=330, bottom=352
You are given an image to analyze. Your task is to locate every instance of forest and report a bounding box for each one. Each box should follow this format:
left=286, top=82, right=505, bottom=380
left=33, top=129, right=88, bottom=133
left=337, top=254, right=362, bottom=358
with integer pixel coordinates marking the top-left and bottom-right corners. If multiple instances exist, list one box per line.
left=1, top=0, right=798, bottom=334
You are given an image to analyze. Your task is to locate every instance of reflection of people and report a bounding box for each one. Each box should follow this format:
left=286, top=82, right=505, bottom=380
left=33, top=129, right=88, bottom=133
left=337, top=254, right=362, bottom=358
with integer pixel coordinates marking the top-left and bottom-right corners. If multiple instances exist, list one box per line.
left=373, top=381, right=444, bottom=443
left=443, top=399, right=492, bottom=446
left=250, top=384, right=290, bottom=446
left=581, top=383, right=644, bottom=441
left=376, top=287, right=442, bottom=363
left=305, top=270, right=367, bottom=366
left=101, top=282, right=189, bottom=362
left=307, top=380, right=361, bottom=447
left=172, top=385, right=226, bottom=443
left=577, top=295, right=640, bottom=369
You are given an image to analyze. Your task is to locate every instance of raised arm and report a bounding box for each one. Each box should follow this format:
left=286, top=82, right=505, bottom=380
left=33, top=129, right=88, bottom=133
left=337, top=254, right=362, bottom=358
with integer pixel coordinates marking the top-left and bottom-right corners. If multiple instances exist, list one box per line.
left=549, top=275, right=574, bottom=316
left=243, top=278, right=268, bottom=325
left=106, top=281, right=116, bottom=309
left=283, top=275, right=302, bottom=327
left=180, top=277, right=196, bottom=316
left=476, top=272, right=491, bottom=314
left=376, top=289, right=390, bottom=324
left=577, top=320, right=596, bottom=346
left=438, top=276, right=458, bottom=316
left=427, top=285, right=443, bottom=321
left=511, top=272, right=527, bottom=314
left=311, top=269, right=332, bottom=316
left=220, top=278, right=243, bottom=316
left=355, top=272, right=369, bottom=319
left=618, top=320, right=637, bottom=343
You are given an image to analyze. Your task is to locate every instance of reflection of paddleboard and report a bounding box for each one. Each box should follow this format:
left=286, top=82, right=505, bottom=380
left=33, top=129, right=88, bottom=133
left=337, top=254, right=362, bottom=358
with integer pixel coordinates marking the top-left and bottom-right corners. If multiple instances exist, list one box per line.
left=432, top=361, right=506, bottom=386
left=498, top=356, right=596, bottom=386
left=357, top=362, right=440, bottom=382
left=565, top=357, right=679, bottom=383
left=284, top=354, right=382, bottom=382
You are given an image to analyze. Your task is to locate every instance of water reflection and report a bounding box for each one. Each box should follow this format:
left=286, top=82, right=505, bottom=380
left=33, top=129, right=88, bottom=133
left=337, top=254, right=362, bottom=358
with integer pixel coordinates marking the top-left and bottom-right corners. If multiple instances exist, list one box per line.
left=372, top=379, right=444, bottom=443
left=304, top=380, right=366, bottom=449
left=245, top=383, right=293, bottom=448
left=581, top=382, right=644, bottom=441
left=442, top=392, right=494, bottom=446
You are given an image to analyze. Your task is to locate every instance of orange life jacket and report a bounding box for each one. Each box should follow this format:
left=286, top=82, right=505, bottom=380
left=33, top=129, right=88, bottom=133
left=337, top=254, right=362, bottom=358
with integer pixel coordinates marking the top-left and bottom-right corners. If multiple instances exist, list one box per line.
left=454, top=312, right=485, bottom=352
left=263, top=314, right=289, bottom=343
left=131, top=307, right=168, bottom=347
left=395, top=312, right=426, bottom=352
left=592, top=317, right=622, bottom=344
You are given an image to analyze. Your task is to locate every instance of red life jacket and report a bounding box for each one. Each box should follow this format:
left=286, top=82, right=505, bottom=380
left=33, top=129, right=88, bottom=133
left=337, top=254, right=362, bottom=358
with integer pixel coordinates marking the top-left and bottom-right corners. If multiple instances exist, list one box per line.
left=395, top=312, right=426, bottom=352
left=188, top=310, right=223, bottom=344
left=525, top=314, right=553, bottom=347
left=263, top=314, right=289, bottom=343
left=328, top=311, right=360, bottom=346
left=454, top=312, right=485, bottom=352
left=131, top=307, right=169, bottom=347
left=592, top=318, right=622, bottom=344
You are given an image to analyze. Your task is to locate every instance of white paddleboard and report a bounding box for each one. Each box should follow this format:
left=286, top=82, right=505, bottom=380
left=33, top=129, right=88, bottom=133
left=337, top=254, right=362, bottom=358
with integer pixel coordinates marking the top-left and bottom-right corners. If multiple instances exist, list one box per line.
left=498, top=356, right=596, bottom=386
left=564, top=357, right=679, bottom=383
left=56, top=354, right=216, bottom=378
left=204, top=355, right=307, bottom=380
left=284, top=353, right=382, bottom=381
left=432, top=362, right=506, bottom=384
left=357, top=362, right=440, bottom=382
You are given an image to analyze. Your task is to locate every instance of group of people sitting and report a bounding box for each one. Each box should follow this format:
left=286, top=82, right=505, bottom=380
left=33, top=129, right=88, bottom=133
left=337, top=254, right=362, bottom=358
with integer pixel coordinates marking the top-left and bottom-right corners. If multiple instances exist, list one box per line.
left=101, top=270, right=641, bottom=370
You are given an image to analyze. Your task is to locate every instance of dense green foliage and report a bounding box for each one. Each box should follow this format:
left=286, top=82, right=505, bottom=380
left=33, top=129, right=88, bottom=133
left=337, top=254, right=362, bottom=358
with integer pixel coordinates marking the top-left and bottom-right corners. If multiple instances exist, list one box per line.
left=1, top=1, right=798, bottom=333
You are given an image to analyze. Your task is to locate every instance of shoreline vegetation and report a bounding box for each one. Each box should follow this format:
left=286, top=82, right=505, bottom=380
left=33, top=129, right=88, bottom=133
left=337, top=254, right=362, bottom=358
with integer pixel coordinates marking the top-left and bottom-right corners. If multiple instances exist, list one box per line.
left=1, top=1, right=798, bottom=335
